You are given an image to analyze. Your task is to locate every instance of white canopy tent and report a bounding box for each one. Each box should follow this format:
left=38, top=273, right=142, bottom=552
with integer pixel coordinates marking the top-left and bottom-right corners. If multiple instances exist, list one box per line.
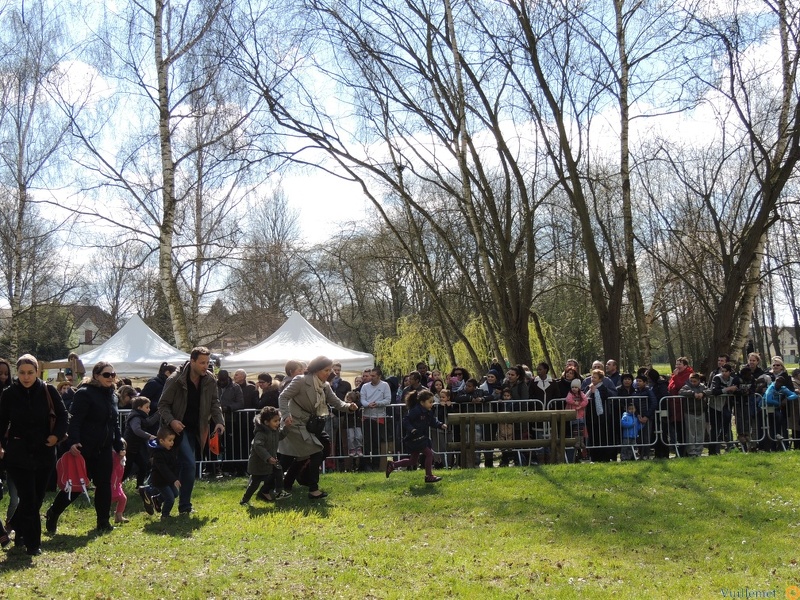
left=44, top=315, right=189, bottom=379
left=222, top=311, right=374, bottom=377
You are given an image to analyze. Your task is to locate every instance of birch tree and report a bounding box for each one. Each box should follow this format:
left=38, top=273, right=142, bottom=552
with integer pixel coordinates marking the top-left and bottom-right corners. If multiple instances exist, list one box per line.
left=0, top=1, right=79, bottom=358
left=61, top=0, right=271, bottom=350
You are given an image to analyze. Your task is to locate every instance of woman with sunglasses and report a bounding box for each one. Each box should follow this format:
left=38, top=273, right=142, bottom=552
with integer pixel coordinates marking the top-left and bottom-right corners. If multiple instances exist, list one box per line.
left=45, top=361, right=125, bottom=534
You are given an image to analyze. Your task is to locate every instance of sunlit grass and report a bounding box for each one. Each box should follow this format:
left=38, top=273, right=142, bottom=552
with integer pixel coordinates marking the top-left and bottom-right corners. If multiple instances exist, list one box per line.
left=1, top=452, right=799, bottom=598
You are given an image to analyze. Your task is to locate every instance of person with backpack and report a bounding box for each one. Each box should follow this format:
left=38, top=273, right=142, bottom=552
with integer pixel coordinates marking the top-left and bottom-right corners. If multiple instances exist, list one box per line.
left=0, top=354, right=68, bottom=556
left=45, top=361, right=126, bottom=535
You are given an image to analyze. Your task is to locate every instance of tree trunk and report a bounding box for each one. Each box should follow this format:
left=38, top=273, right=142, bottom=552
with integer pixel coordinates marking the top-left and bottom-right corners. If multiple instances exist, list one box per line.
left=154, top=0, right=190, bottom=351
left=614, top=0, right=650, bottom=367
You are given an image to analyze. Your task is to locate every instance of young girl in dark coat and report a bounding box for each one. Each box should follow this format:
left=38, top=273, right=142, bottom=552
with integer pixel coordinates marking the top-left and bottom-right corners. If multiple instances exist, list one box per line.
left=385, top=389, right=447, bottom=483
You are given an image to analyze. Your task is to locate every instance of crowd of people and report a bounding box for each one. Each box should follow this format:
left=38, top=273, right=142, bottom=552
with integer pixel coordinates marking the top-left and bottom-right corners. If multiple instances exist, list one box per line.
left=0, top=348, right=797, bottom=557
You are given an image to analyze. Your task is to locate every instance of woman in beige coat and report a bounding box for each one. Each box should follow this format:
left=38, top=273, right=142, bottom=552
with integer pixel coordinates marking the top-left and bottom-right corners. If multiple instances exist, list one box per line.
left=278, top=356, right=358, bottom=499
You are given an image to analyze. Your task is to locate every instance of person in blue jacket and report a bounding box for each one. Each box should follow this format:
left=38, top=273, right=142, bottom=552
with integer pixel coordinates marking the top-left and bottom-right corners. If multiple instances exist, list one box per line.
left=620, top=402, right=643, bottom=461
left=759, top=375, right=798, bottom=450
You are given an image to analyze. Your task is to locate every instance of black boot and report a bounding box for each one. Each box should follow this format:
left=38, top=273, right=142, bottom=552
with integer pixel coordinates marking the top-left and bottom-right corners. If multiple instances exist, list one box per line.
left=45, top=507, right=58, bottom=535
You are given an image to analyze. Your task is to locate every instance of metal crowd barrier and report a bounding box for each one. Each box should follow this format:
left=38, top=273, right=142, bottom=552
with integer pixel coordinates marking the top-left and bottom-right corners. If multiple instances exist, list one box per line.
left=116, top=391, right=798, bottom=479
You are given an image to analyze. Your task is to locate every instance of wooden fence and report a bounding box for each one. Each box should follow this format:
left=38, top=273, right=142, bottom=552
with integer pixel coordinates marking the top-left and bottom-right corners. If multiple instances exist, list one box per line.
left=447, top=410, right=577, bottom=467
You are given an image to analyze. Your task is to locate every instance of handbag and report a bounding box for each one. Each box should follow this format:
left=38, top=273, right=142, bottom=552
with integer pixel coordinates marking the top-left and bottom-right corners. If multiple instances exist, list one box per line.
left=44, top=385, right=67, bottom=442
left=45, top=385, right=57, bottom=433
left=306, top=414, right=326, bottom=436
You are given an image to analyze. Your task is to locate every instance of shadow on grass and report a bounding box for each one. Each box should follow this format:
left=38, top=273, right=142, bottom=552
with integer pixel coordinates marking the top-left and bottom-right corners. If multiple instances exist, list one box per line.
left=0, top=527, right=99, bottom=572
left=142, top=514, right=211, bottom=537
left=0, top=546, right=40, bottom=572
left=45, top=531, right=94, bottom=554
left=517, top=453, right=791, bottom=551
left=407, top=484, right=443, bottom=497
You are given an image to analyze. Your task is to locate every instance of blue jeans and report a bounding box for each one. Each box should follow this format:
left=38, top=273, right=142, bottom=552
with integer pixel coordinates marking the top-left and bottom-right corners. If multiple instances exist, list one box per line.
left=177, top=431, right=198, bottom=513
left=158, top=484, right=179, bottom=517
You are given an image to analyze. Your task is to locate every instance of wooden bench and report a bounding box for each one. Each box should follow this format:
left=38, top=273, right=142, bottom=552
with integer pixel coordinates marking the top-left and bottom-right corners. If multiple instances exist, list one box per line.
left=446, top=410, right=577, bottom=467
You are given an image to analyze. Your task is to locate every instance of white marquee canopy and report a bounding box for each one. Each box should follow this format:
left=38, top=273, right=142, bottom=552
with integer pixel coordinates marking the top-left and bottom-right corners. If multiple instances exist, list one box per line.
left=222, top=311, right=374, bottom=377
left=45, top=315, right=189, bottom=378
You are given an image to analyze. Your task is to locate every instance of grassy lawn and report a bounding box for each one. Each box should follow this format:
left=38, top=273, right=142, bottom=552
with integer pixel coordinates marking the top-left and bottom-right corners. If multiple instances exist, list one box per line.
left=1, top=452, right=799, bottom=599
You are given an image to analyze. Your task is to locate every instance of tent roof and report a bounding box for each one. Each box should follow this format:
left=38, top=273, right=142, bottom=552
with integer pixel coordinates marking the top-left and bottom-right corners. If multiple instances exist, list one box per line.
left=222, top=311, right=374, bottom=376
left=43, top=315, right=189, bottom=378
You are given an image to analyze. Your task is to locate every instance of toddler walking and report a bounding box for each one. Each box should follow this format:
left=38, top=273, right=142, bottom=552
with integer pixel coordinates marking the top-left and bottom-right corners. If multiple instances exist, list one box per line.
left=241, top=406, right=292, bottom=504
left=385, top=389, right=447, bottom=483
left=150, top=427, right=181, bottom=521
left=111, top=443, right=128, bottom=524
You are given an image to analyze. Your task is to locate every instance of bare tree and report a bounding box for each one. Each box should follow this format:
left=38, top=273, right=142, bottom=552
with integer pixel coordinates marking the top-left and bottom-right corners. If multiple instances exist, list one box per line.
left=225, top=188, right=308, bottom=340
left=57, top=0, right=272, bottom=350
left=0, top=1, right=81, bottom=357
left=227, top=0, right=555, bottom=369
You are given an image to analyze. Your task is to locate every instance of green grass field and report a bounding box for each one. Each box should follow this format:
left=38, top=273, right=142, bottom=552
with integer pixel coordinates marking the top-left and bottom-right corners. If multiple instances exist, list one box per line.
left=1, top=452, right=799, bottom=599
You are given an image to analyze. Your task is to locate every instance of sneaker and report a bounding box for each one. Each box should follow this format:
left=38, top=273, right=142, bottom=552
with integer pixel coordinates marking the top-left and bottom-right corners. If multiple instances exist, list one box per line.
left=152, top=494, right=163, bottom=514
left=114, top=514, right=130, bottom=524
left=349, top=448, right=357, bottom=457
left=239, top=500, right=249, bottom=506
left=138, top=487, right=155, bottom=515
left=356, top=447, right=364, bottom=457
left=385, top=461, right=395, bottom=479
left=424, top=475, right=442, bottom=483
left=178, top=508, right=194, bottom=516
left=274, top=490, right=292, bottom=500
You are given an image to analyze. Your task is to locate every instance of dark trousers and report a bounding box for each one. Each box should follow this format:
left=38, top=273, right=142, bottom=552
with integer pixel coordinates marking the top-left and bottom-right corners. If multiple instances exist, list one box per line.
left=243, top=470, right=282, bottom=502
left=393, top=446, right=434, bottom=477
left=280, top=451, right=323, bottom=493
left=362, top=418, right=384, bottom=470
left=708, top=409, right=725, bottom=455
left=277, top=432, right=329, bottom=493
left=49, top=448, right=113, bottom=528
left=122, top=444, right=150, bottom=487
left=6, top=464, right=52, bottom=552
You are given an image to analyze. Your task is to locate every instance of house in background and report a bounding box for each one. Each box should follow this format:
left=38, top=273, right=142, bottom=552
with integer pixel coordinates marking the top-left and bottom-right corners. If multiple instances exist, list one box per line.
left=67, top=305, right=117, bottom=355
left=752, top=325, right=798, bottom=364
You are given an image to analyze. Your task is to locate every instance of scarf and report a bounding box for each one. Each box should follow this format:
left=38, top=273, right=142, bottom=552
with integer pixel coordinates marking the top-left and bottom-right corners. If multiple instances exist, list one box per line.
left=594, top=388, right=604, bottom=416
left=311, top=375, right=329, bottom=416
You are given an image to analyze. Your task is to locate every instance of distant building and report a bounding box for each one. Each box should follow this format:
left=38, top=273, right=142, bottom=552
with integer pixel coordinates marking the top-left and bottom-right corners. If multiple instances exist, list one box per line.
left=751, top=325, right=798, bottom=363
left=67, top=305, right=117, bottom=355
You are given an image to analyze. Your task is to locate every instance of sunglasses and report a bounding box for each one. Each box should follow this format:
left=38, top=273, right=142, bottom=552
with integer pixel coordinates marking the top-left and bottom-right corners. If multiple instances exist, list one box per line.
left=100, top=372, right=116, bottom=379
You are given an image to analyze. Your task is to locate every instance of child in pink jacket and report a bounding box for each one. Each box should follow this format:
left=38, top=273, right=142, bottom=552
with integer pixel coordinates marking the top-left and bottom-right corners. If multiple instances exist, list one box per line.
left=564, top=378, right=589, bottom=459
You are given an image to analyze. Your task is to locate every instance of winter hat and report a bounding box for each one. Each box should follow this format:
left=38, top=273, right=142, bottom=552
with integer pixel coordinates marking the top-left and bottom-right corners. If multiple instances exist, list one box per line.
left=16, top=354, right=39, bottom=372
left=570, top=378, right=581, bottom=389
left=488, top=369, right=504, bottom=380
